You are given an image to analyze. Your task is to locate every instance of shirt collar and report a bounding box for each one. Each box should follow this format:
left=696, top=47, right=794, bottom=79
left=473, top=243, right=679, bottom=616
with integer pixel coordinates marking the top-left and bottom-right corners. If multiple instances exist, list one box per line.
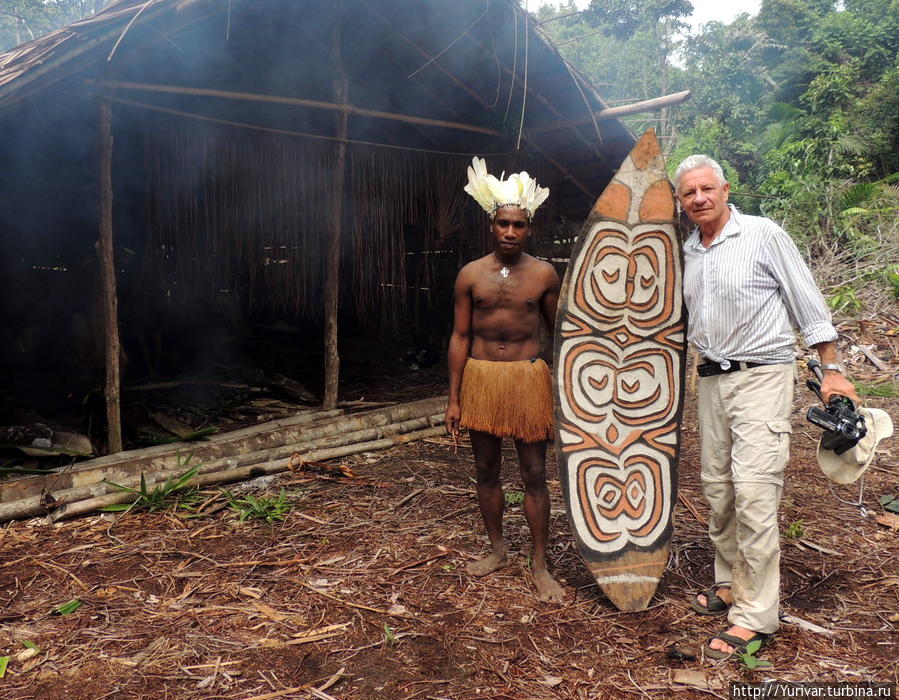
left=687, top=204, right=741, bottom=250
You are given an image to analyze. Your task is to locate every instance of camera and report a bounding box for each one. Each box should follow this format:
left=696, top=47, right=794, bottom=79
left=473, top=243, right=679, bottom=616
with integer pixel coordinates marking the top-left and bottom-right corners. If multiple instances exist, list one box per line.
left=806, top=395, right=866, bottom=455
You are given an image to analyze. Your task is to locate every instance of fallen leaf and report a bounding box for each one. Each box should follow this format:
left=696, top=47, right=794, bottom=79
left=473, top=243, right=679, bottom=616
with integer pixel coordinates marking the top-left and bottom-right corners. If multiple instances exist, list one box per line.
left=250, top=601, right=287, bottom=622
left=541, top=676, right=563, bottom=687
left=876, top=513, right=899, bottom=531
left=388, top=604, right=409, bottom=616
left=673, top=670, right=708, bottom=688
left=14, top=648, right=39, bottom=663
left=237, top=586, right=264, bottom=599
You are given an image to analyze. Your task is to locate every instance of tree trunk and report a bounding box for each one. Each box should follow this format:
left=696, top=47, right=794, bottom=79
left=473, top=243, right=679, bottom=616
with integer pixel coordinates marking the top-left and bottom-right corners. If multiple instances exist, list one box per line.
left=323, top=1, right=348, bottom=410
left=98, top=100, right=123, bottom=454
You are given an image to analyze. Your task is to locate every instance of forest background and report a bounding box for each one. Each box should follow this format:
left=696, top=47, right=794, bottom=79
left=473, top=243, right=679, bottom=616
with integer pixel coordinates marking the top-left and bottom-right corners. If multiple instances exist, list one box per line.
left=538, top=0, right=899, bottom=319
left=1, top=0, right=897, bottom=318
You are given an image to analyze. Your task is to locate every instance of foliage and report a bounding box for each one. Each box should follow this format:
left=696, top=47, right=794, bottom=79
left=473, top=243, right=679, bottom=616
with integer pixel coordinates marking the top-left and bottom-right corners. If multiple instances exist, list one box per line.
left=784, top=520, right=805, bottom=539
left=853, top=380, right=899, bottom=398
left=504, top=490, right=524, bottom=506
left=827, top=286, right=862, bottom=314
left=880, top=493, right=899, bottom=514
left=101, top=465, right=201, bottom=513
left=0, top=1, right=111, bottom=51
left=383, top=623, right=396, bottom=646
left=52, top=599, right=83, bottom=615
left=223, top=489, right=293, bottom=523
left=739, top=638, right=772, bottom=670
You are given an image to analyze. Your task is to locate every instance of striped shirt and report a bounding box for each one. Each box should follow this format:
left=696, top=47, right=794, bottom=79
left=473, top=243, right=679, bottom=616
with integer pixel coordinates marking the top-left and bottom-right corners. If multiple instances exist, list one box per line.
left=683, top=205, right=836, bottom=366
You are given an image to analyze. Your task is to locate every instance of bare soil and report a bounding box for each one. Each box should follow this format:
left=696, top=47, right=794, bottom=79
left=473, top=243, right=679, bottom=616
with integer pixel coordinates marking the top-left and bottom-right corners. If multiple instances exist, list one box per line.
left=1, top=367, right=897, bottom=699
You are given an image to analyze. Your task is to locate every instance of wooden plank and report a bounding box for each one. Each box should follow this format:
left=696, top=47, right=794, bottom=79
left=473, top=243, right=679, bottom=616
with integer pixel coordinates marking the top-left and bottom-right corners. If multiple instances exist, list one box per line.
left=553, top=129, right=686, bottom=611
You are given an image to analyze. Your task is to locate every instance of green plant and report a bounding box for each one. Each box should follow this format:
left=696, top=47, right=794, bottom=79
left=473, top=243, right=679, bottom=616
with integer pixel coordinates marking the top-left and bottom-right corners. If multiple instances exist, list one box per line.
left=0, top=656, right=8, bottom=679
left=441, top=563, right=455, bottom=572
left=101, top=466, right=201, bottom=513
left=879, top=493, right=899, bottom=514
left=223, top=489, right=292, bottom=523
left=827, top=286, right=863, bottom=314
left=853, top=379, right=899, bottom=398
left=383, top=623, right=396, bottom=647
left=784, top=520, right=805, bottom=539
left=52, top=599, right=83, bottom=615
left=739, top=639, right=772, bottom=670
left=886, top=265, right=899, bottom=299
left=504, top=490, right=524, bottom=506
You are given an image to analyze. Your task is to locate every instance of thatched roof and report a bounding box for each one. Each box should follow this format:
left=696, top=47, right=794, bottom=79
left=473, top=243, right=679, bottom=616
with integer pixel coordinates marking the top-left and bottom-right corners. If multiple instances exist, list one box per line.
left=0, top=0, right=635, bottom=212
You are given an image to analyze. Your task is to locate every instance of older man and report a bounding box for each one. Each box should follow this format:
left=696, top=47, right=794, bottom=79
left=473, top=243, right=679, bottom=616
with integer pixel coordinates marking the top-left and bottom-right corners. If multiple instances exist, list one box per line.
left=673, top=155, right=857, bottom=659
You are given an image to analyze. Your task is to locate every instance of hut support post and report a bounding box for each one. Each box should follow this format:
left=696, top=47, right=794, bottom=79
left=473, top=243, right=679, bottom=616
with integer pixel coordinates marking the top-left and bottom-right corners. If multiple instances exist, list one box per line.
left=323, top=3, right=348, bottom=410
left=98, top=99, right=123, bottom=453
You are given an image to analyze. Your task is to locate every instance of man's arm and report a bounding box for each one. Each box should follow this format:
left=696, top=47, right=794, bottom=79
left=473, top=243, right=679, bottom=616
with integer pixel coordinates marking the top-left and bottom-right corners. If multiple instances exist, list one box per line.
left=446, top=266, right=474, bottom=436
left=765, top=228, right=858, bottom=402
left=812, top=340, right=860, bottom=403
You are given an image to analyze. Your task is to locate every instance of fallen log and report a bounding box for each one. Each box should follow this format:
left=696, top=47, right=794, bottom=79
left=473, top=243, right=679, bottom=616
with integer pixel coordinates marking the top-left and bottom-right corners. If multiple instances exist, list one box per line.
left=43, top=425, right=447, bottom=523
left=1, top=397, right=446, bottom=503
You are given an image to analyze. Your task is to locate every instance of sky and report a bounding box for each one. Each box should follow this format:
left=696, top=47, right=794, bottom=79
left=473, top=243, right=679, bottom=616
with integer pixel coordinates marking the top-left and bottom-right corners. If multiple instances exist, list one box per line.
left=570, top=0, right=762, bottom=29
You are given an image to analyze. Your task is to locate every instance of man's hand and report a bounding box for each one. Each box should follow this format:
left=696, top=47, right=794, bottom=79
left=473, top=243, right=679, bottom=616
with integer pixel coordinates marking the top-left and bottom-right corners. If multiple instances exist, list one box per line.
left=445, top=402, right=461, bottom=437
left=820, top=371, right=860, bottom=404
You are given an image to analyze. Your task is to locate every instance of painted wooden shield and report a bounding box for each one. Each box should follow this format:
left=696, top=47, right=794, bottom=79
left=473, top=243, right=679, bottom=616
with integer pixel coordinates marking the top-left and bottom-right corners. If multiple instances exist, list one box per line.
left=553, top=129, right=685, bottom=611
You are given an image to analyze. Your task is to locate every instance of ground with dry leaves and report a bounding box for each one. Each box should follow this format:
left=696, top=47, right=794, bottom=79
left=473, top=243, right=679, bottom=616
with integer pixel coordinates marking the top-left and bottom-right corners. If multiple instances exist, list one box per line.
left=1, top=333, right=897, bottom=699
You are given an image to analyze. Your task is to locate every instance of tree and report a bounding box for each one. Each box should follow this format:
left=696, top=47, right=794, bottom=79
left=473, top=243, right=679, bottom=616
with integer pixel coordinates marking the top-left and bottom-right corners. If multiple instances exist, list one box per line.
left=0, top=0, right=110, bottom=51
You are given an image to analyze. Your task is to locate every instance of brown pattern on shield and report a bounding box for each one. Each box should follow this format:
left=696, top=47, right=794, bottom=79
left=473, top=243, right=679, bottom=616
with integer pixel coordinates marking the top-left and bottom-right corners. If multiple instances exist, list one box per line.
left=554, top=129, right=685, bottom=611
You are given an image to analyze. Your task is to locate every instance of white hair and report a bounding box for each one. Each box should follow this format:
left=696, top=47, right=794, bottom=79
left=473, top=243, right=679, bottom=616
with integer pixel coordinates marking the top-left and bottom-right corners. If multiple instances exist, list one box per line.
left=673, top=155, right=727, bottom=191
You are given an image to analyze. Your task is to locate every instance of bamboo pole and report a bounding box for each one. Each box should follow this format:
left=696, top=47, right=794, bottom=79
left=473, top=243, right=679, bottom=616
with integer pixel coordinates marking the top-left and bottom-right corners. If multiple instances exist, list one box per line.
left=0, top=413, right=445, bottom=522
left=87, top=80, right=504, bottom=138
left=0, top=397, right=448, bottom=504
left=529, top=91, right=692, bottom=135
left=43, top=425, right=447, bottom=523
left=97, top=99, right=123, bottom=454
left=323, top=3, right=347, bottom=411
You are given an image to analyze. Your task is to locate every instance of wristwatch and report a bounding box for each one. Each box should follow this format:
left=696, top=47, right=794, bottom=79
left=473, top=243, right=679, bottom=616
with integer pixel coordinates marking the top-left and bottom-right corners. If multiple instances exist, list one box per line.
left=820, top=363, right=843, bottom=373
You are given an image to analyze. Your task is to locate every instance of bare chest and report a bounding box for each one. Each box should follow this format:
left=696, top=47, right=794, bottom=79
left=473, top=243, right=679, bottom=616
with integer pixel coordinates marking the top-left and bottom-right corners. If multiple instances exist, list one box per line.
left=471, top=274, right=543, bottom=312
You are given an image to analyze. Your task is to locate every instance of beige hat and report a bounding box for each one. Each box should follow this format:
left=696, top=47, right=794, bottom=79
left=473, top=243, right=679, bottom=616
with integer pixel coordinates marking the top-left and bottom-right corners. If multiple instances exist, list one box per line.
left=817, top=407, right=894, bottom=484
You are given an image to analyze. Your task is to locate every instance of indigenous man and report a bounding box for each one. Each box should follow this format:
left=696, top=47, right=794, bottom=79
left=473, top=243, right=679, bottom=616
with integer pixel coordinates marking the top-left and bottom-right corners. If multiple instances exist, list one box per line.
left=673, top=155, right=859, bottom=659
left=445, top=158, right=564, bottom=602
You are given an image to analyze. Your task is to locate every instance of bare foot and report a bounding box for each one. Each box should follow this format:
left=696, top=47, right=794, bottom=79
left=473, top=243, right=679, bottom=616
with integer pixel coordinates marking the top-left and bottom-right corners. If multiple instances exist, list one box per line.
left=709, top=624, right=756, bottom=655
left=466, top=551, right=508, bottom=577
left=532, top=567, right=565, bottom=602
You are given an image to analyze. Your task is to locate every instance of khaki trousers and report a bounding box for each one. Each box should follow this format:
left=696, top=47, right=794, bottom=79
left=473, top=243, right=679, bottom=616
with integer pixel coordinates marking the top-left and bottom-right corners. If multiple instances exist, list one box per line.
left=698, top=363, right=794, bottom=634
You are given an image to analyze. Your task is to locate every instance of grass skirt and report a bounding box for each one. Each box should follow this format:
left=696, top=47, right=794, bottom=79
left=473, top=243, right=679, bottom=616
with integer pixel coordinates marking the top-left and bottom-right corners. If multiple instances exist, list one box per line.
left=459, top=358, right=554, bottom=443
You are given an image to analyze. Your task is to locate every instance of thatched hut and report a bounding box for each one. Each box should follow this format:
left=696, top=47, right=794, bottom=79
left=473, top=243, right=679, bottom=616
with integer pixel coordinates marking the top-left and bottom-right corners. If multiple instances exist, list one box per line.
left=0, top=0, right=641, bottom=453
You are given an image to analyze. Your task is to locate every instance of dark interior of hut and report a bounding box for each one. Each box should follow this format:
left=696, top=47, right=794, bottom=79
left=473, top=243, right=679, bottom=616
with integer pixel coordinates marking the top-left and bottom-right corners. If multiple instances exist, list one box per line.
left=0, top=0, right=634, bottom=459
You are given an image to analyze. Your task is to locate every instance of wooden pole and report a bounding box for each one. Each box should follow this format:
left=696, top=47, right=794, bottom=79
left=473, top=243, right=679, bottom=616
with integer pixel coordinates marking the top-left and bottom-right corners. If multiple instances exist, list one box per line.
left=97, top=99, right=123, bottom=454
left=323, top=3, right=348, bottom=411
left=88, top=80, right=503, bottom=138
left=529, top=91, right=692, bottom=135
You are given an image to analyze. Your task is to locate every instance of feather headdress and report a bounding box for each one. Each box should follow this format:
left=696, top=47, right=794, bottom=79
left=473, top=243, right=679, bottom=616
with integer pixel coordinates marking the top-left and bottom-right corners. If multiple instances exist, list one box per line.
left=463, top=157, right=549, bottom=219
